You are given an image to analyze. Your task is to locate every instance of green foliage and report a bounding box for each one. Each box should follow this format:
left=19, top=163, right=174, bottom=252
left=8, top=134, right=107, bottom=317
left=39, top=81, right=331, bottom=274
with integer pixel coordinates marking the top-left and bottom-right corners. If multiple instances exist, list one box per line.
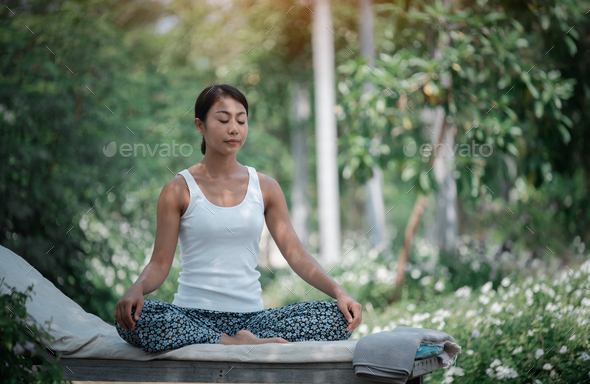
left=0, top=0, right=172, bottom=322
left=335, top=0, right=589, bottom=257
left=359, top=260, right=590, bottom=383
left=262, top=229, right=528, bottom=310
left=0, top=278, right=70, bottom=384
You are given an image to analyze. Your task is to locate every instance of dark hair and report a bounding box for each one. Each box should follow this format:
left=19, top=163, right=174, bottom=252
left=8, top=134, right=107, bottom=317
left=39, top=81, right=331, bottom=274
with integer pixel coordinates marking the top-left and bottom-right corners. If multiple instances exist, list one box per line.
left=195, top=84, right=249, bottom=155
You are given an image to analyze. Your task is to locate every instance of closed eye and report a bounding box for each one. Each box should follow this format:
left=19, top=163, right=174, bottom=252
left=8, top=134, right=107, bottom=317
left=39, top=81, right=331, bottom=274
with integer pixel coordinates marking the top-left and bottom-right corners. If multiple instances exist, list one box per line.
left=220, top=120, right=246, bottom=124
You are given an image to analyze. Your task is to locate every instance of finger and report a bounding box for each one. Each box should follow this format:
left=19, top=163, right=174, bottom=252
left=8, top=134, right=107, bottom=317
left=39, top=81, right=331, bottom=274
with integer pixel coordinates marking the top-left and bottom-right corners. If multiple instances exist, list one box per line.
left=344, top=305, right=353, bottom=323
left=348, top=305, right=361, bottom=331
left=352, top=307, right=362, bottom=330
left=340, top=307, right=351, bottom=323
left=135, top=299, right=144, bottom=321
left=116, top=306, right=128, bottom=332
left=354, top=304, right=363, bottom=327
left=125, top=303, right=136, bottom=331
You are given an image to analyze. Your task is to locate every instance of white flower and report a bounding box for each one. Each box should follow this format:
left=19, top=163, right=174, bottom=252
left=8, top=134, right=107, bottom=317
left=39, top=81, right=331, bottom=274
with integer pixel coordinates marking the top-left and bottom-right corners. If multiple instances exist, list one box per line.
left=526, top=297, right=534, bottom=306
left=490, top=359, right=502, bottom=368
left=528, top=330, right=534, bottom=336
left=490, top=302, right=503, bottom=314
left=465, top=309, right=477, bottom=318
left=535, top=349, right=544, bottom=359
left=581, top=298, right=590, bottom=307
left=559, top=345, right=567, bottom=354
left=407, top=303, right=416, bottom=311
left=411, top=269, right=421, bottom=279
left=486, top=368, right=495, bottom=378
left=545, top=302, right=559, bottom=312
left=435, top=308, right=452, bottom=318
left=471, top=330, right=480, bottom=338
left=434, top=280, right=445, bottom=292
left=496, top=366, right=519, bottom=379
left=512, top=346, right=523, bottom=355
left=12, top=342, right=25, bottom=355
left=481, top=281, right=493, bottom=294
left=479, top=295, right=490, bottom=305
left=497, top=329, right=503, bottom=335
left=501, top=277, right=511, bottom=287
left=24, top=341, right=35, bottom=352
left=466, top=350, right=474, bottom=355
left=455, top=286, right=472, bottom=298
left=441, top=377, right=454, bottom=384
left=505, top=303, right=515, bottom=312
left=543, top=363, right=552, bottom=370
left=534, top=380, right=543, bottom=384
left=570, top=335, right=576, bottom=341
left=446, top=367, right=465, bottom=377
left=579, top=352, right=590, bottom=361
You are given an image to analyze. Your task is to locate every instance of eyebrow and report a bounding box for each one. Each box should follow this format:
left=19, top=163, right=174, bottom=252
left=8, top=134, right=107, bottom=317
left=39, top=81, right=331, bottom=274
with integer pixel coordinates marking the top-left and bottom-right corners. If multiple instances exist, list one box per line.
left=215, top=110, right=246, bottom=116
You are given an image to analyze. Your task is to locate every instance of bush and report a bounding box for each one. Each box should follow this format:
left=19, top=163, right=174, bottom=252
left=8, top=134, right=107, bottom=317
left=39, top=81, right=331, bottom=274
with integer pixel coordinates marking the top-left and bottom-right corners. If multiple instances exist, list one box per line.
left=358, top=260, right=590, bottom=383
left=0, top=277, right=70, bottom=384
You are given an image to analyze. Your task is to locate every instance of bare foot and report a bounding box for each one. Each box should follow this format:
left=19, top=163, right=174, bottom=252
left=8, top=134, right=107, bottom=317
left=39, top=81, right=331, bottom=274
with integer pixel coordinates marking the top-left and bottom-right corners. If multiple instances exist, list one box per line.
left=218, top=330, right=290, bottom=345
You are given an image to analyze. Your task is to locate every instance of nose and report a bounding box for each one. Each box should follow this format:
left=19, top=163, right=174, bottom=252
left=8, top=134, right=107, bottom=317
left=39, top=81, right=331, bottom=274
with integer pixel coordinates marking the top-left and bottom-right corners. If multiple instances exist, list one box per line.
left=229, top=119, right=239, bottom=134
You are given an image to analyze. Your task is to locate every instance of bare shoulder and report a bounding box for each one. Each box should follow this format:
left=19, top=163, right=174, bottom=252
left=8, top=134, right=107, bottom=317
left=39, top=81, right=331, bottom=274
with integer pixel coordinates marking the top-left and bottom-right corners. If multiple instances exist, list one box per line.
left=256, top=171, right=282, bottom=212
left=161, top=174, right=190, bottom=215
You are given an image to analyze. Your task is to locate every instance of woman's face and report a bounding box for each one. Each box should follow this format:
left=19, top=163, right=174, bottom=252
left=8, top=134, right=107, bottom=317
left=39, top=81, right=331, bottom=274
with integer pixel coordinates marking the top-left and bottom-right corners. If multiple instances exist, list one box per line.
left=195, top=96, right=248, bottom=155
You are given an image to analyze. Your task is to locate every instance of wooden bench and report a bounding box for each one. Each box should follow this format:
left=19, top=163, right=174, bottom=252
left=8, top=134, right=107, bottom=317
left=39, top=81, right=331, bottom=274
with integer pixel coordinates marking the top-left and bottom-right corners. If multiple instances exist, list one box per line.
left=34, top=348, right=445, bottom=383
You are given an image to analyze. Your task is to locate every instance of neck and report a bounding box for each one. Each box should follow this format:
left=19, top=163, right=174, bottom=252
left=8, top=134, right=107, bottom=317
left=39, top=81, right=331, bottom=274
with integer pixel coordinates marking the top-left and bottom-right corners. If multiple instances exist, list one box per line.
left=198, top=153, right=243, bottom=178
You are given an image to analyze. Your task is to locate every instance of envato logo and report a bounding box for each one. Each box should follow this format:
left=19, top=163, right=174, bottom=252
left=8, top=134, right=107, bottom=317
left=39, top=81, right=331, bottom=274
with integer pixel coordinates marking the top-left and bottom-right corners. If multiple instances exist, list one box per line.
left=103, top=141, right=193, bottom=158
left=403, top=141, right=493, bottom=158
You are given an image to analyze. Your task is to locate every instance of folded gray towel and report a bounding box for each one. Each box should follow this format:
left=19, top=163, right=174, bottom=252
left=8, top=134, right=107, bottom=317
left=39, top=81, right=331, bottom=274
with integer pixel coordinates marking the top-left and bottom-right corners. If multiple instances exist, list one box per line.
left=352, top=327, right=461, bottom=384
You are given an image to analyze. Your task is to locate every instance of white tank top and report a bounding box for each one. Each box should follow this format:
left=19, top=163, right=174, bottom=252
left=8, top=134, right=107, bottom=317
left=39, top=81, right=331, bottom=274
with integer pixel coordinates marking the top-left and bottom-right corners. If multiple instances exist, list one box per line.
left=171, top=165, right=265, bottom=312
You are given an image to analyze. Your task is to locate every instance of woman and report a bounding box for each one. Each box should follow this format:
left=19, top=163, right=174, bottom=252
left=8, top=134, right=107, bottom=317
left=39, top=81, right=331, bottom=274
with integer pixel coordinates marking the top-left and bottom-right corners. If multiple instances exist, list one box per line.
left=114, top=84, right=362, bottom=355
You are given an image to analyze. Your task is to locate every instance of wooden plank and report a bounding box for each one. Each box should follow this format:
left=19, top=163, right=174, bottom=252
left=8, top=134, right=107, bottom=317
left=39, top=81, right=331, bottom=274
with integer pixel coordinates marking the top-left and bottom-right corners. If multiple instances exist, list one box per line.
left=35, top=349, right=444, bottom=383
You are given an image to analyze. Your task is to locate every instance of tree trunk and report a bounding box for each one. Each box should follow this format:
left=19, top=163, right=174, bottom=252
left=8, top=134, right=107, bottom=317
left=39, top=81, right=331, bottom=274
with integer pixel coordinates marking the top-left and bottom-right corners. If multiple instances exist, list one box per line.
left=422, top=106, right=458, bottom=252
left=390, top=113, right=449, bottom=303
left=422, top=0, right=458, bottom=254
left=359, top=0, right=387, bottom=251
left=391, top=195, right=428, bottom=303
left=290, top=81, right=311, bottom=249
left=312, top=0, right=341, bottom=265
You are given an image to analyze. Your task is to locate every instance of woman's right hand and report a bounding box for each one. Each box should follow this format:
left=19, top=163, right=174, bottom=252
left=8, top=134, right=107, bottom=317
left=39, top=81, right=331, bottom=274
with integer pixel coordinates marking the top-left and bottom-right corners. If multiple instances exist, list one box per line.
left=114, top=284, right=144, bottom=332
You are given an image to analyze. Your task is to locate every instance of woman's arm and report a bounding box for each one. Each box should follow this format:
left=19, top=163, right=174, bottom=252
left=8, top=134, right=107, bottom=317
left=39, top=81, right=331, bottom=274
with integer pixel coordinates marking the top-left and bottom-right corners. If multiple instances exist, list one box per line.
left=114, top=178, right=184, bottom=331
left=133, top=179, right=184, bottom=294
left=262, top=175, right=362, bottom=331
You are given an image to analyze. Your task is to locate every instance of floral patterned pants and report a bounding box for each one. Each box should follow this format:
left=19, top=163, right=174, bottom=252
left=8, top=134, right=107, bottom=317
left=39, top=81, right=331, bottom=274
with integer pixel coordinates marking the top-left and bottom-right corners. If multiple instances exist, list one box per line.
left=115, top=299, right=353, bottom=355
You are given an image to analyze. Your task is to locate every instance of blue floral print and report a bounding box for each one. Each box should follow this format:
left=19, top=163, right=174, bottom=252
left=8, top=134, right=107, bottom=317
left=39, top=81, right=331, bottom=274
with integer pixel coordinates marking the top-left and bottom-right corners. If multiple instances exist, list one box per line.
left=115, top=299, right=353, bottom=355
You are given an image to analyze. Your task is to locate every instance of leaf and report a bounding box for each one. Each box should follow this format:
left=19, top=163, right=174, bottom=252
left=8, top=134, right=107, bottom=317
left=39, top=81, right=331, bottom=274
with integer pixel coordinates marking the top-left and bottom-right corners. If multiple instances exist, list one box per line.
left=507, top=143, right=519, bottom=156
left=534, top=101, right=544, bottom=119
left=419, top=171, right=431, bottom=191
left=561, top=115, right=574, bottom=129
left=401, top=165, right=417, bottom=182
left=565, top=35, right=577, bottom=56
left=524, top=78, right=540, bottom=99
left=557, top=124, right=571, bottom=144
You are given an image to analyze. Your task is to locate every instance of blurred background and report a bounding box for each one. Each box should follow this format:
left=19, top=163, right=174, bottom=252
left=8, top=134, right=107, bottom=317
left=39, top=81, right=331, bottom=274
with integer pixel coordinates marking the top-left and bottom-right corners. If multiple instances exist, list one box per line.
left=1, top=0, right=589, bottom=382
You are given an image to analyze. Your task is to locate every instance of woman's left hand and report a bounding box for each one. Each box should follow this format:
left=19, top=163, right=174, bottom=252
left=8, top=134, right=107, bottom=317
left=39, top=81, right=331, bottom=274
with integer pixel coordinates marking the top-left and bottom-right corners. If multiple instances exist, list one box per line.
left=336, top=293, right=363, bottom=332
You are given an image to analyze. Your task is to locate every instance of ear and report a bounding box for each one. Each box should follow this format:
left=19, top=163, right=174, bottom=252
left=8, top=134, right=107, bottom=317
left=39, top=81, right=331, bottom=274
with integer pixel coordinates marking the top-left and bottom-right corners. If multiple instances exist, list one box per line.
left=195, top=118, right=204, bottom=135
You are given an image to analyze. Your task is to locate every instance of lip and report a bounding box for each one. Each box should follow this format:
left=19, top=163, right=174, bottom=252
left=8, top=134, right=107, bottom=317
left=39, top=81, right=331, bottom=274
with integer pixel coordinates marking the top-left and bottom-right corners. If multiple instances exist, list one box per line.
left=225, top=140, right=239, bottom=144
